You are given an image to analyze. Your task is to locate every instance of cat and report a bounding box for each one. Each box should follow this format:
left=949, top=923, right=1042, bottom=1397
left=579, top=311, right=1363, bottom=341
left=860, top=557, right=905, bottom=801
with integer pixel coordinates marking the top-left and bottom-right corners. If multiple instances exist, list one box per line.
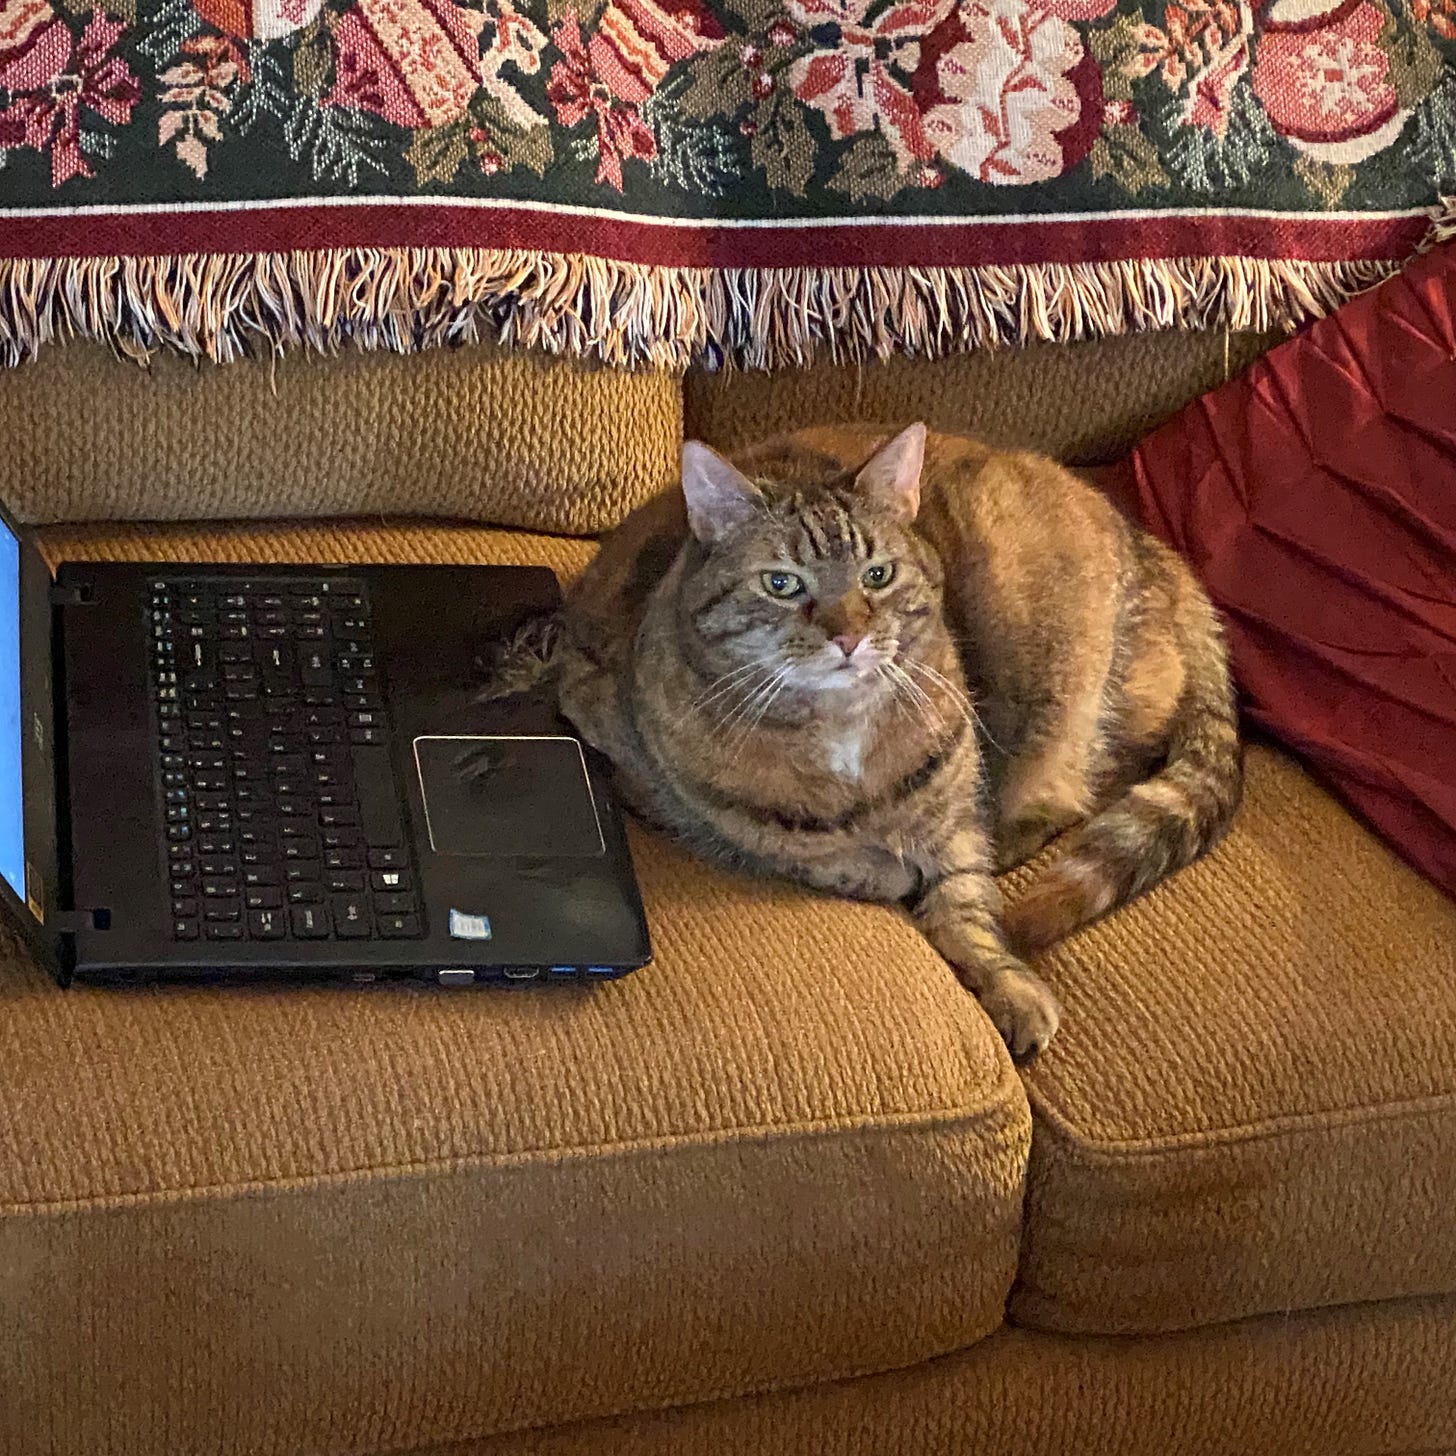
left=526, top=423, right=1242, bottom=1058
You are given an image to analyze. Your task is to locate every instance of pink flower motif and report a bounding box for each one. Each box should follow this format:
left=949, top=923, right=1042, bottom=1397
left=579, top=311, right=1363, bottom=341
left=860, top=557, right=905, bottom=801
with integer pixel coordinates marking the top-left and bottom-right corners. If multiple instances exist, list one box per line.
left=785, top=0, right=954, bottom=169
left=546, top=14, right=657, bottom=190
left=921, top=0, right=1087, bottom=184
left=0, top=14, right=140, bottom=186
left=1252, top=0, right=1408, bottom=162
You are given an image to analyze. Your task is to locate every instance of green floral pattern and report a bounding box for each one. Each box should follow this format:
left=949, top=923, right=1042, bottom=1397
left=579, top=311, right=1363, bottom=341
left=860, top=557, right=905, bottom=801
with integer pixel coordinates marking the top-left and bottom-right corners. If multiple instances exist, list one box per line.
left=0, top=0, right=1452, bottom=216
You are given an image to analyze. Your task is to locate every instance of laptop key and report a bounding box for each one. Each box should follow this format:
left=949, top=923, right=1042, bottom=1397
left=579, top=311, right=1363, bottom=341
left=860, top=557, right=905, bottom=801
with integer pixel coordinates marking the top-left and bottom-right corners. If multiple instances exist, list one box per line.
left=373, top=892, right=415, bottom=915
left=290, top=905, right=329, bottom=939
left=288, top=884, right=323, bottom=904
left=206, top=924, right=245, bottom=941
left=174, top=918, right=199, bottom=940
left=246, top=888, right=282, bottom=909
left=249, top=908, right=286, bottom=940
left=326, top=871, right=364, bottom=893
left=331, top=896, right=371, bottom=938
left=371, top=870, right=410, bottom=893
left=378, top=913, right=421, bottom=939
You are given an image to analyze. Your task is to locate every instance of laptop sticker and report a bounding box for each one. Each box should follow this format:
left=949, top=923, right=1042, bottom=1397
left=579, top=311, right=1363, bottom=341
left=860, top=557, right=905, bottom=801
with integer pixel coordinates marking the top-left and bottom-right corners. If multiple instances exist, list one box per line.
left=448, top=909, right=492, bottom=941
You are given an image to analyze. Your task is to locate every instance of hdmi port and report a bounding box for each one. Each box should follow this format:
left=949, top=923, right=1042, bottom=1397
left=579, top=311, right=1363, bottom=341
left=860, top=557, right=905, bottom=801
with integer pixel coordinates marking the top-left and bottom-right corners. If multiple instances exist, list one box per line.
left=502, top=965, right=540, bottom=981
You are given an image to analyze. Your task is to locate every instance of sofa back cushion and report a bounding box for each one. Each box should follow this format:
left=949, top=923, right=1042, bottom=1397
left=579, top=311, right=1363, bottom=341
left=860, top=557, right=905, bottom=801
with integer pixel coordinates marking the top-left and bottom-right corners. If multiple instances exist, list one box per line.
left=0, top=342, right=681, bottom=536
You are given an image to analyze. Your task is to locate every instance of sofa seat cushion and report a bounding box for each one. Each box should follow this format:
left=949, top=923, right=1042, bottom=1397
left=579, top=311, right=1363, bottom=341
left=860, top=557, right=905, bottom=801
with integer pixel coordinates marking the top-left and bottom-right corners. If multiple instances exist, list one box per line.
left=1010, top=746, right=1456, bottom=1336
left=3, top=521, right=1030, bottom=1456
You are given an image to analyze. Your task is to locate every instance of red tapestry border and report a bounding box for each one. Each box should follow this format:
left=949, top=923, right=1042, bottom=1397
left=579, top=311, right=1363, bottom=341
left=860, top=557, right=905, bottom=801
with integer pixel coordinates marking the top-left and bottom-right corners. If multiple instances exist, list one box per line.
left=0, top=203, right=1432, bottom=269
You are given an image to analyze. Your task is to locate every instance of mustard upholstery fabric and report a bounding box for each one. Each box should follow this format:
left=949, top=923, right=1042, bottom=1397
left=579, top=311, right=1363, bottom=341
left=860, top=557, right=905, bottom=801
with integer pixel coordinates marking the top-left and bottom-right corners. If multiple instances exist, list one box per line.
left=442, top=1294, right=1456, bottom=1456
left=2, top=521, right=1029, bottom=1456
left=0, top=344, right=681, bottom=536
left=6, top=516, right=1454, bottom=1456
left=684, top=329, right=1277, bottom=465
left=1008, top=747, right=1456, bottom=1335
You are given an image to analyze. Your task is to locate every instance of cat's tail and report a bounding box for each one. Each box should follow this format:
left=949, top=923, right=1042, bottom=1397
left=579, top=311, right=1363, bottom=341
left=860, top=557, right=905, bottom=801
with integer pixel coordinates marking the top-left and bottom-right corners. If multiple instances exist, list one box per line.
left=1002, top=615, right=1243, bottom=956
left=476, top=612, right=564, bottom=702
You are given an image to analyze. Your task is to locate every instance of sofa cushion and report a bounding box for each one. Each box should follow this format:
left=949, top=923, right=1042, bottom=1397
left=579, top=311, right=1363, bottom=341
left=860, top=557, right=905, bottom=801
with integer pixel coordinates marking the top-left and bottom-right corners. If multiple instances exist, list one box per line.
left=2, top=521, right=1030, bottom=1456
left=0, top=342, right=680, bottom=536
left=1010, top=745, right=1456, bottom=1336
left=684, top=328, right=1276, bottom=466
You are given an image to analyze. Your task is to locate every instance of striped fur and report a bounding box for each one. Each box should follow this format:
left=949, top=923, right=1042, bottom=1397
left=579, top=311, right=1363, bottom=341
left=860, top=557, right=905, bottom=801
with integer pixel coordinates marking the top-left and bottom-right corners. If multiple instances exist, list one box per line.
left=548, top=424, right=1242, bottom=1057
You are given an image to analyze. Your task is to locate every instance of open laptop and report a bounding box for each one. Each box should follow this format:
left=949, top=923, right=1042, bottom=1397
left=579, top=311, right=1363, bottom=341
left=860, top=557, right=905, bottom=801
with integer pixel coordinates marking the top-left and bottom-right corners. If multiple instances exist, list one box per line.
left=0, top=499, right=650, bottom=987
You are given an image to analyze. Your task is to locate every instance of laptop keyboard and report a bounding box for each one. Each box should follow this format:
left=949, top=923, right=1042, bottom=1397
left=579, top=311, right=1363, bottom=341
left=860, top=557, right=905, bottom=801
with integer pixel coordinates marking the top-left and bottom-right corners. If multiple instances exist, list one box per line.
left=150, top=576, right=424, bottom=945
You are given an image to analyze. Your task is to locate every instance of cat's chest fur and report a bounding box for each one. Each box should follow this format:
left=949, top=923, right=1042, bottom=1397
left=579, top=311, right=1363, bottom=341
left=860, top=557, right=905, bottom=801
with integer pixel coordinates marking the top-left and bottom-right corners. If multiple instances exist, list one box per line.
left=821, top=716, right=874, bottom=781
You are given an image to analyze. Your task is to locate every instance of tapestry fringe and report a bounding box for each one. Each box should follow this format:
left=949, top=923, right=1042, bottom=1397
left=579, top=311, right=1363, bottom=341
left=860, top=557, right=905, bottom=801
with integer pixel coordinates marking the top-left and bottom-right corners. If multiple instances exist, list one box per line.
left=1, top=204, right=1451, bottom=371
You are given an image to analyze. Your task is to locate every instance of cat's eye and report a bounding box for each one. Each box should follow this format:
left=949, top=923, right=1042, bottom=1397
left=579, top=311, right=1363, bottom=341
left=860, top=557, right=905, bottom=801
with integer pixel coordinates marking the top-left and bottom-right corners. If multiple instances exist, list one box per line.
left=861, top=562, right=897, bottom=590
left=761, top=570, right=806, bottom=599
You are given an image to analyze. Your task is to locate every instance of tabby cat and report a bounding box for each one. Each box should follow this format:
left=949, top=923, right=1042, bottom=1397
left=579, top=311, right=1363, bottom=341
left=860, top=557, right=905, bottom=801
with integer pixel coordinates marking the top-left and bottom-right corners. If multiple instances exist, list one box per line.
left=544, top=424, right=1242, bottom=1057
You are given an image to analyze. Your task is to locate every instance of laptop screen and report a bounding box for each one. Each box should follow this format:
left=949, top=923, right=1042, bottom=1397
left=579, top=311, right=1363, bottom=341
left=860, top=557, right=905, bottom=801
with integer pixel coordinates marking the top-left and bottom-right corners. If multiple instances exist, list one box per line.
left=0, top=524, right=22, bottom=900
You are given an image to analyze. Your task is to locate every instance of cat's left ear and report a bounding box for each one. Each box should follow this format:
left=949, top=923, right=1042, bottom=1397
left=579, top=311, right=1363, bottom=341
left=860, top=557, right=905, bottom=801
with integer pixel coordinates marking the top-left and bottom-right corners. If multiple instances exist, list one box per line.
left=854, top=422, right=926, bottom=522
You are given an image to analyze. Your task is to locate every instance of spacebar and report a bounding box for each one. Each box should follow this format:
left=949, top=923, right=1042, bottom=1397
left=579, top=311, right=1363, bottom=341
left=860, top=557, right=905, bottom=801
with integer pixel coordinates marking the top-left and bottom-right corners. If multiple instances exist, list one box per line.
left=351, top=745, right=403, bottom=847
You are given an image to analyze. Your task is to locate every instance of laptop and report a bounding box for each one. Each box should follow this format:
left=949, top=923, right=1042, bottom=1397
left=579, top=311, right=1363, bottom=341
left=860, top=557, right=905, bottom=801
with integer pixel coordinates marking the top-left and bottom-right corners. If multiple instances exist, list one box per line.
left=0, top=500, right=650, bottom=987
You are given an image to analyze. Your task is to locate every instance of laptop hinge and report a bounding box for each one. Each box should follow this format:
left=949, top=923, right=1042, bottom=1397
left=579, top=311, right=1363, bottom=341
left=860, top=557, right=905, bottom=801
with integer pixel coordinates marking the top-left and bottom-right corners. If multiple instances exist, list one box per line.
left=50, top=584, right=94, bottom=607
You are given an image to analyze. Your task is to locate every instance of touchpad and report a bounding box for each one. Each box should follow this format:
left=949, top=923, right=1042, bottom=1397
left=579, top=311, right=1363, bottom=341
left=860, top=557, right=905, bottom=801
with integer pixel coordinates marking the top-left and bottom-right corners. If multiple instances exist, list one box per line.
left=413, top=736, right=605, bottom=857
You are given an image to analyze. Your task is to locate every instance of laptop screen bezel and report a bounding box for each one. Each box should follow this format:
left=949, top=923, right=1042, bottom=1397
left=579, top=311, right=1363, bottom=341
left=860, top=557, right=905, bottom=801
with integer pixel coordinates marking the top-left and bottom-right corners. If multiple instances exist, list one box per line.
left=0, top=496, right=65, bottom=978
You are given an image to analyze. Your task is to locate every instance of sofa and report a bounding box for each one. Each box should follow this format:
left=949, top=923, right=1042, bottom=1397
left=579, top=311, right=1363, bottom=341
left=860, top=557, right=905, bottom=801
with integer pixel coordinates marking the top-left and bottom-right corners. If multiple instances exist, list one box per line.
left=2, top=328, right=1453, bottom=1456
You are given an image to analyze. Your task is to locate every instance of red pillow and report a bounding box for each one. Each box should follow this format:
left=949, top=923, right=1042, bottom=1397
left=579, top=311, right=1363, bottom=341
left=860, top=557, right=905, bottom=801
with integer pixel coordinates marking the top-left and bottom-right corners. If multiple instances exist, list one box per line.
left=1098, top=242, right=1456, bottom=901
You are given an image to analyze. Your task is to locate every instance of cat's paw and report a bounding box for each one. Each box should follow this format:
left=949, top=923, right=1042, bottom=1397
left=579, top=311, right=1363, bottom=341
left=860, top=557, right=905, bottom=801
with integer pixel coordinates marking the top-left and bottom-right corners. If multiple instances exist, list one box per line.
left=978, top=968, right=1061, bottom=1061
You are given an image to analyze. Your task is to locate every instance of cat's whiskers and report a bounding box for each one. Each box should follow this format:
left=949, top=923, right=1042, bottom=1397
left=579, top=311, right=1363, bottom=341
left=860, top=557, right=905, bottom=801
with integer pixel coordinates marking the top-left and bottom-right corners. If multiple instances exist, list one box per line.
left=721, top=665, right=793, bottom=760
left=904, top=658, right=1004, bottom=751
left=672, top=658, right=779, bottom=729
left=881, top=660, right=947, bottom=736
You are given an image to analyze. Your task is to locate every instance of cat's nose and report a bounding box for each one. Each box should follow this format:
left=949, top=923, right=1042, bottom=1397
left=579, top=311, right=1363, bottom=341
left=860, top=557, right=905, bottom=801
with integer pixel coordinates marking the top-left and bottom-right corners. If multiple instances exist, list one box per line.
left=832, top=633, right=865, bottom=659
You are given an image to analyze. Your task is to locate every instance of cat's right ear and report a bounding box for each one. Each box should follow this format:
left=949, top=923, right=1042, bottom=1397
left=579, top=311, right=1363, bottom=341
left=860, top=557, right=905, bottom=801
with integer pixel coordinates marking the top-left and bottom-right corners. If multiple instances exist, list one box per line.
left=680, top=441, right=763, bottom=544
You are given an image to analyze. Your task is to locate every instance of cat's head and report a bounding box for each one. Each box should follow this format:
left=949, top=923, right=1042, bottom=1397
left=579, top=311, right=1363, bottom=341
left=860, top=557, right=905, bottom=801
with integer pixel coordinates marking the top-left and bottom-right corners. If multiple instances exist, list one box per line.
left=672, top=424, right=947, bottom=701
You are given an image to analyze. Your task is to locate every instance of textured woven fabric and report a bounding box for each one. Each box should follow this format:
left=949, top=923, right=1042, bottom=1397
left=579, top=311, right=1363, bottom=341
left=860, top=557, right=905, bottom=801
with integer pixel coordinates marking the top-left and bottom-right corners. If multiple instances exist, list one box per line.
left=0, top=343, right=681, bottom=536
left=2, top=521, right=1029, bottom=1456
left=684, top=328, right=1277, bottom=466
left=1007, top=745, right=1456, bottom=1336
left=418, top=1295, right=1456, bottom=1456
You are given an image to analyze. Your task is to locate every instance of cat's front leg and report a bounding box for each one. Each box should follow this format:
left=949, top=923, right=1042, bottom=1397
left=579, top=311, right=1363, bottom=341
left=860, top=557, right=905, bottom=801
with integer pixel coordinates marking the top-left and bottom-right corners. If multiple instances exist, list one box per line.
left=911, top=830, right=1061, bottom=1059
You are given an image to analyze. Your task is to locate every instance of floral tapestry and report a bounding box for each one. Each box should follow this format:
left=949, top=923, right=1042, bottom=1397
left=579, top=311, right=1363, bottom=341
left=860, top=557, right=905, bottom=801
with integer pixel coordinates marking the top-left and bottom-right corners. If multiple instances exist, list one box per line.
left=0, top=0, right=1452, bottom=365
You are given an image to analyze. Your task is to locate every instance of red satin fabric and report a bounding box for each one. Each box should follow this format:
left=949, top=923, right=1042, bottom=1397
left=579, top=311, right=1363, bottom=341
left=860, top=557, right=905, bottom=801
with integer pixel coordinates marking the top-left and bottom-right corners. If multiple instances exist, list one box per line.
left=1100, top=243, right=1456, bottom=901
